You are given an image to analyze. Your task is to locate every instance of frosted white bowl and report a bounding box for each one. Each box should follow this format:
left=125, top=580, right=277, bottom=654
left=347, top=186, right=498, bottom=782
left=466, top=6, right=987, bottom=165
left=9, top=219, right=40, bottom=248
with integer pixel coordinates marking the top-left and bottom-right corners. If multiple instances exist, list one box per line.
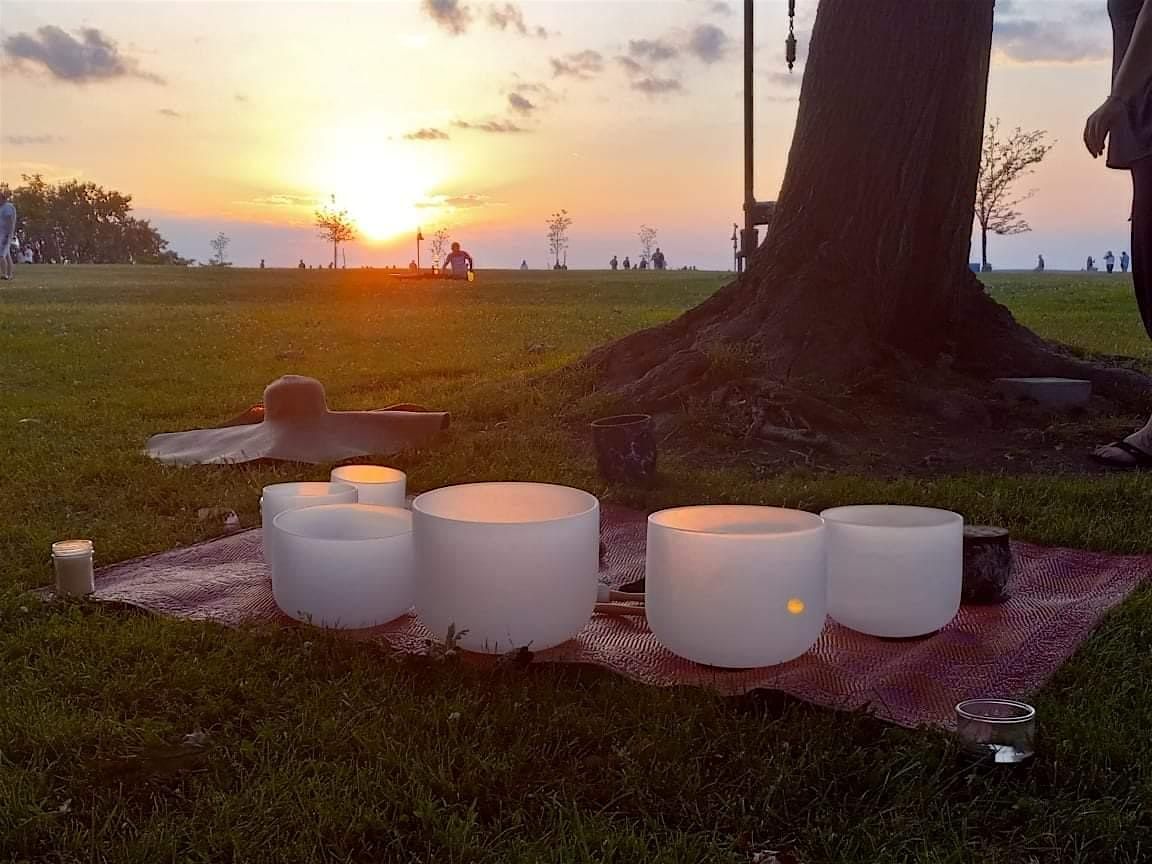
left=646, top=506, right=827, bottom=667
left=412, top=482, right=600, bottom=653
left=821, top=505, right=963, bottom=638
left=330, top=465, right=407, bottom=507
left=271, top=503, right=414, bottom=628
left=260, top=481, right=358, bottom=570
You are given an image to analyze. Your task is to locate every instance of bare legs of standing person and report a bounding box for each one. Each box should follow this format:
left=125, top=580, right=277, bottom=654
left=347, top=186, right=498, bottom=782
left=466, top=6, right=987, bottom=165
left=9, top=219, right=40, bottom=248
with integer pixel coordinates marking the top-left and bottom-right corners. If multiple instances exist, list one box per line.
left=1095, top=157, right=1152, bottom=466
left=1132, top=157, right=1152, bottom=339
left=0, top=242, right=12, bottom=281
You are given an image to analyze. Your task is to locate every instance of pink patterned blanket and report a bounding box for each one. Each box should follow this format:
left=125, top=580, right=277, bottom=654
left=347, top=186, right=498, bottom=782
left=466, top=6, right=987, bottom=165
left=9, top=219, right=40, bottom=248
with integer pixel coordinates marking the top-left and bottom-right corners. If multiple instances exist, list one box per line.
left=91, top=506, right=1150, bottom=728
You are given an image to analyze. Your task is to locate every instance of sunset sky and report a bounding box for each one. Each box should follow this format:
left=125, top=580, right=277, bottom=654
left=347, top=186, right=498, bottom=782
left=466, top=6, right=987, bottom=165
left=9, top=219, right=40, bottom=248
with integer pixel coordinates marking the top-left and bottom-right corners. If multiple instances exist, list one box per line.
left=0, top=0, right=1138, bottom=269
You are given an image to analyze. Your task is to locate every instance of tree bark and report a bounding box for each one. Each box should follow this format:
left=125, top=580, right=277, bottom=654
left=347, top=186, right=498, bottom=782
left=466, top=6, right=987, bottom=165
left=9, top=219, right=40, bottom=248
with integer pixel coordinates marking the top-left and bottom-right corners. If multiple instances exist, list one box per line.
left=582, top=0, right=1148, bottom=413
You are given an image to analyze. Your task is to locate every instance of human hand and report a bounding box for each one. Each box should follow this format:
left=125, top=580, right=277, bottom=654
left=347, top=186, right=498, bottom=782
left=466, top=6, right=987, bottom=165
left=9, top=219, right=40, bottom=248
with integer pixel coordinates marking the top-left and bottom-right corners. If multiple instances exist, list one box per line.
left=1084, top=97, right=1125, bottom=158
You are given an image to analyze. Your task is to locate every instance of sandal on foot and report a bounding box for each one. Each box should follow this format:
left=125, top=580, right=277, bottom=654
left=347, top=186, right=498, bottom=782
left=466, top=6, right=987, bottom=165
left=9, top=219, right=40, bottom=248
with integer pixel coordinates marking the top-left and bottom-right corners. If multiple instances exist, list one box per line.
left=1091, top=439, right=1152, bottom=470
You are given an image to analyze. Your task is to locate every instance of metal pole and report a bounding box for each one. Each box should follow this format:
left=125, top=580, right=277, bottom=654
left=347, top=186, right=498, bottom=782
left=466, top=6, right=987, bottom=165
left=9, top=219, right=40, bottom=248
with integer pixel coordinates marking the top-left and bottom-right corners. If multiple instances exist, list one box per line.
left=742, top=0, right=754, bottom=274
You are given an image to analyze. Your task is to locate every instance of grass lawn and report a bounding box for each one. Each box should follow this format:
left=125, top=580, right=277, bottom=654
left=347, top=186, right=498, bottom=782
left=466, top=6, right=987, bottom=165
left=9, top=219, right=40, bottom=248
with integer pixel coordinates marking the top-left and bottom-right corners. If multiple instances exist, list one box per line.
left=1, top=266, right=1150, bottom=862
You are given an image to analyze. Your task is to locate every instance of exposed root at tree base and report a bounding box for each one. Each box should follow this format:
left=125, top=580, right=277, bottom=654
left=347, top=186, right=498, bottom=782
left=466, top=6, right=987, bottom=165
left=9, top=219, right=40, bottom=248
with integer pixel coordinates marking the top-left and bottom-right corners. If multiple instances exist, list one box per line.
left=574, top=272, right=1151, bottom=476
left=643, top=373, right=1147, bottom=477
left=579, top=343, right=1150, bottom=477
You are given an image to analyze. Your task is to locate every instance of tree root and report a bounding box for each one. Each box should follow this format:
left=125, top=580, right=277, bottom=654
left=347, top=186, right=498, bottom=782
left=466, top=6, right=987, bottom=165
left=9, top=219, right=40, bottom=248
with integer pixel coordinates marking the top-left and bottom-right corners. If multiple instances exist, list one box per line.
left=577, top=271, right=1151, bottom=443
left=948, top=284, right=1152, bottom=404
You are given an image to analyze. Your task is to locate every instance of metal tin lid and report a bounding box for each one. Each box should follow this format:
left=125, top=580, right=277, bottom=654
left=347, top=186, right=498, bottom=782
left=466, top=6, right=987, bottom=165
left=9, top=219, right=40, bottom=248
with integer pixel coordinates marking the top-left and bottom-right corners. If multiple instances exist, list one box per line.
left=51, top=539, right=94, bottom=558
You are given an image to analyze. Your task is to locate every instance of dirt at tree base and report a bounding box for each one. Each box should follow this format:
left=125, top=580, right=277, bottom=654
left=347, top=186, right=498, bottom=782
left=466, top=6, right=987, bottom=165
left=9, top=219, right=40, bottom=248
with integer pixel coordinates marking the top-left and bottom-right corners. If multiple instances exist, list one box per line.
left=652, top=386, right=1146, bottom=478
left=671, top=409, right=1145, bottom=478
left=576, top=268, right=1152, bottom=478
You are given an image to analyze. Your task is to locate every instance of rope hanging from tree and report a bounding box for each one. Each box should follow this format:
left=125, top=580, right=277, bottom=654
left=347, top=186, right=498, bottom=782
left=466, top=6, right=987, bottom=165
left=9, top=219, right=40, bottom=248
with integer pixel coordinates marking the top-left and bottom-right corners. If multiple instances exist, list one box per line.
left=786, top=0, right=797, bottom=71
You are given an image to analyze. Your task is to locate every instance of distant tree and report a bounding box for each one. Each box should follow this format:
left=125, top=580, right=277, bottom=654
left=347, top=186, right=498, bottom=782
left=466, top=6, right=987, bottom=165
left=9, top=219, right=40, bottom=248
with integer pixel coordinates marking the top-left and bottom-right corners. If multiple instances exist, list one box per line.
left=315, top=198, right=357, bottom=269
left=2, top=174, right=185, bottom=264
left=210, top=232, right=232, bottom=266
left=546, top=209, right=572, bottom=269
left=429, top=228, right=451, bottom=268
left=638, top=225, right=658, bottom=265
left=974, top=119, right=1053, bottom=272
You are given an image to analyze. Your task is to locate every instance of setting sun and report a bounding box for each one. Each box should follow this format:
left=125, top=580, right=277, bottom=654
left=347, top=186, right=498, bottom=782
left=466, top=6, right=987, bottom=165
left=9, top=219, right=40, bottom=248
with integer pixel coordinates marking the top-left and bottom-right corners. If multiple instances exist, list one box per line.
left=307, top=124, right=451, bottom=242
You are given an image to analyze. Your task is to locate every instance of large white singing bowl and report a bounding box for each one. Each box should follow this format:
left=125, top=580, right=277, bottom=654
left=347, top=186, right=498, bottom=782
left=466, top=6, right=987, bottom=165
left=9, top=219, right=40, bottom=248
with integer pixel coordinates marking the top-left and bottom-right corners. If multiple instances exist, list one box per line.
left=413, top=483, right=600, bottom=653
left=261, top=481, right=358, bottom=569
left=272, top=504, right=414, bottom=628
left=822, top=505, right=964, bottom=638
left=646, top=506, right=827, bottom=668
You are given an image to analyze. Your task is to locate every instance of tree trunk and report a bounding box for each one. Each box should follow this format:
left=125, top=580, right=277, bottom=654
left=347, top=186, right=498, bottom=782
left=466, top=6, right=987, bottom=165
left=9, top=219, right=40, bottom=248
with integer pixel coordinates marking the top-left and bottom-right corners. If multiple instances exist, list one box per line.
left=582, top=0, right=1148, bottom=412
left=333, top=240, right=338, bottom=270
left=981, top=226, right=989, bottom=271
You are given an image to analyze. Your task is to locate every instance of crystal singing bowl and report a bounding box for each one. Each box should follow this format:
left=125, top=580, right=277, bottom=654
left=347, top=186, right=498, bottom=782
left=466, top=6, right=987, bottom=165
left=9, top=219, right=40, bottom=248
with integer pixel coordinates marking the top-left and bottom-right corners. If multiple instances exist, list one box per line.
left=822, top=505, right=963, bottom=638
left=646, top=506, right=827, bottom=667
left=412, top=483, right=600, bottom=653
left=272, top=503, right=414, bottom=629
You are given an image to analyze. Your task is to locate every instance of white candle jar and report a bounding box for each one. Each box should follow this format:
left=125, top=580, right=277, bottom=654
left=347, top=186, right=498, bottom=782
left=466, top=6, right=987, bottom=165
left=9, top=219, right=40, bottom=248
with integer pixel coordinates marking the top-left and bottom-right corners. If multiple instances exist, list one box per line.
left=821, top=505, right=964, bottom=638
left=272, top=504, right=414, bottom=628
left=52, top=539, right=95, bottom=597
left=645, top=506, right=827, bottom=668
left=413, top=483, right=600, bottom=653
left=260, top=481, right=358, bottom=570
left=330, top=465, right=407, bottom=507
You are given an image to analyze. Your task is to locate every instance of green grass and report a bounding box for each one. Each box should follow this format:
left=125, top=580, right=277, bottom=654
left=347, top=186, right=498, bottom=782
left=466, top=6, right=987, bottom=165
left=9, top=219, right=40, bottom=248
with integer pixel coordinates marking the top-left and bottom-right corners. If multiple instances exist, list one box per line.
left=984, top=272, right=1152, bottom=361
left=1, top=267, right=1151, bottom=862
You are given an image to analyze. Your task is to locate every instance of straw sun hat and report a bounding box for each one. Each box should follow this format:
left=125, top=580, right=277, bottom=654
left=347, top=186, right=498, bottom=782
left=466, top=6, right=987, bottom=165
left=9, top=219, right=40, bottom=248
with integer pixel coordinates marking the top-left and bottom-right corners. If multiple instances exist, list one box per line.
left=146, top=375, right=450, bottom=465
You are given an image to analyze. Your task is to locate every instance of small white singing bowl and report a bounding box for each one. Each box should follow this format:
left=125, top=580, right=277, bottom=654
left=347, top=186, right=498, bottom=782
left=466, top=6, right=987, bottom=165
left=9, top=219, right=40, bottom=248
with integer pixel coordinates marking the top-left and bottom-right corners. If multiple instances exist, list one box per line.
left=646, top=506, right=827, bottom=668
left=412, top=482, right=600, bottom=654
left=260, top=481, right=358, bottom=569
left=821, top=505, right=963, bottom=638
left=330, top=465, right=407, bottom=507
left=272, top=503, right=414, bottom=629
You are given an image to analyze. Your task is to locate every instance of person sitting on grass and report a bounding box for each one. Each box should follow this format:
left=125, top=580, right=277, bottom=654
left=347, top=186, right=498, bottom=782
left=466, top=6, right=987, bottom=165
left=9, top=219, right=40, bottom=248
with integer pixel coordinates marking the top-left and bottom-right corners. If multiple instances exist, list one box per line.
left=1085, top=0, right=1152, bottom=468
left=443, top=242, right=474, bottom=280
